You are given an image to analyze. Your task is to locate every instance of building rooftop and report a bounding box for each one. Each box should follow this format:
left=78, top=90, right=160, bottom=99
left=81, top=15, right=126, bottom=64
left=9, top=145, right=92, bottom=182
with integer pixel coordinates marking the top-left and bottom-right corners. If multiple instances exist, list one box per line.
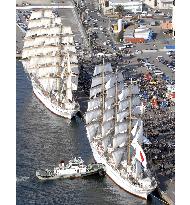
left=160, top=0, right=173, bottom=3
left=109, top=0, right=141, bottom=3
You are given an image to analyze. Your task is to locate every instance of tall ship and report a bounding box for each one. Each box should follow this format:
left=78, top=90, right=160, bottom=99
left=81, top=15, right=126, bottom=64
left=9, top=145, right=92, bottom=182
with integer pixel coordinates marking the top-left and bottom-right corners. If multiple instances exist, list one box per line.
left=22, top=9, right=80, bottom=119
left=85, top=62, right=157, bottom=199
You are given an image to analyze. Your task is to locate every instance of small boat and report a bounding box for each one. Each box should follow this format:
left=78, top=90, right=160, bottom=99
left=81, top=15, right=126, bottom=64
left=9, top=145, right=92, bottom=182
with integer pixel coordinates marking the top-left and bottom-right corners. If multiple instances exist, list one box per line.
left=36, top=157, right=106, bottom=180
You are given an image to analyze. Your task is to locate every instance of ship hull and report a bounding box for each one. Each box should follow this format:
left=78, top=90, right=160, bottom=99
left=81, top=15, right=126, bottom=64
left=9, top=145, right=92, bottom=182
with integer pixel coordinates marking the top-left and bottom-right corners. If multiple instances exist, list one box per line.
left=90, top=142, right=155, bottom=199
left=32, top=81, right=80, bottom=119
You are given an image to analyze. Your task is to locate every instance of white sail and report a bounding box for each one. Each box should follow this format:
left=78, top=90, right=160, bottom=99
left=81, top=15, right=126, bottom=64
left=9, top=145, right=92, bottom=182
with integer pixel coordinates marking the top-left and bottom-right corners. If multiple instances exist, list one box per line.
left=118, top=99, right=129, bottom=112
left=91, top=76, right=102, bottom=88
left=105, top=97, right=115, bottom=110
left=132, top=120, right=144, bottom=144
left=117, top=72, right=124, bottom=83
left=90, top=85, right=102, bottom=98
left=117, top=110, right=129, bottom=122
left=25, top=26, right=62, bottom=38
left=113, top=133, right=127, bottom=149
left=131, top=120, right=139, bottom=137
left=62, top=26, right=73, bottom=35
left=105, top=77, right=116, bottom=90
left=24, top=36, right=61, bottom=48
left=87, top=98, right=101, bottom=111
left=102, top=136, right=111, bottom=152
left=24, top=35, right=60, bottom=48
left=112, top=147, right=125, bottom=167
left=35, top=66, right=59, bottom=77
left=132, top=105, right=144, bottom=115
left=62, top=45, right=76, bottom=53
left=62, top=36, right=74, bottom=44
left=118, top=97, right=140, bottom=113
left=118, top=88, right=129, bottom=101
left=71, top=76, right=78, bottom=91
left=118, top=85, right=139, bottom=101
left=53, top=17, right=62, bottom=25
left=28, top=18, right=52, bottom=29
left=44, top=37, right=61, bottom=46
left=29, top=56, right=61, bottom=68
left=135, top=159, right=142, bottom=179
left=115, top=122, right=128, bottom=135
left=69, top=55, right=78, bottom=64
left=86, top=123, right=100, bottom=142
left=44, top=10, right=54, bottom=18
left=30, top=10, right=43, bottom=20
left=38, top=78, right=59, bottom=92
left=66, top=74, right=72, bottom=101
left=65, top=53, right=72, bottom=101
left=86, top=109, right=101, bottom=124
left=70, top=65, right=79, bottom=75
left=104, top=72, right=123, bottom=90
left=107, top=83, right=124, bottom=98
left=103, top=109, right=114, bottom=122
left=22, top=46, right=60, bottom=58
left=106, top=87, right=115, bottom=98
left=131, top=85, right=139, bottom=95
left=93, top=63, right=112, bottom=76
left=102, top=121, right=114, bottom=137
left=132, top=97, right=141, bottom=107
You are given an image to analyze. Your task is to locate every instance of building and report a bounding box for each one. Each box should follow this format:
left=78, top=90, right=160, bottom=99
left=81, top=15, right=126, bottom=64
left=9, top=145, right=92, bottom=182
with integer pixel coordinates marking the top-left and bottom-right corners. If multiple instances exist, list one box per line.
left=108, top=0, right=143, bottom=13
left=157, top=0, right=174, bottom=9
left=143, top=0, right=157, bottom=8
left=161, top=20, right=173, bottom=30
left=134, top=26, right=153, bottom=40
left=172, top=4, right=175, bottom=36
left=143, top=0, right=174, bottom=9
left=123, top=25, right=152, bottom=42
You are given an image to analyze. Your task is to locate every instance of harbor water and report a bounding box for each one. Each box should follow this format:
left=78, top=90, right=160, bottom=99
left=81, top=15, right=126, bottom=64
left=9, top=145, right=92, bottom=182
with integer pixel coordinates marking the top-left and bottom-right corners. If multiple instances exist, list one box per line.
left=16, top=61, right=164, bottom=205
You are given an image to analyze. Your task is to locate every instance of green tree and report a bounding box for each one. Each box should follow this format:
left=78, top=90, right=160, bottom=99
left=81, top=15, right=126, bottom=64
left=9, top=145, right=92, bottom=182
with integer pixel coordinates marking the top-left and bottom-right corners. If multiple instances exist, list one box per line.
left=115, top=5, right=124, bottom=15
left=117, top=30, right=124, bottom=42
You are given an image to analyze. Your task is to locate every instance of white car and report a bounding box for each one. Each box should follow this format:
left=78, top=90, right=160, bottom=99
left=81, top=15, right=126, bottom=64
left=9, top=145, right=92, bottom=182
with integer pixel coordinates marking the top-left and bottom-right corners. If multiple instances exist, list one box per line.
left=135, top=50, right=142, bottom=54
left=144, top=62, right=151, bottom=66
left=154, top=70, right=163, bottom=75
left=99, top=26, right=103, bottom=31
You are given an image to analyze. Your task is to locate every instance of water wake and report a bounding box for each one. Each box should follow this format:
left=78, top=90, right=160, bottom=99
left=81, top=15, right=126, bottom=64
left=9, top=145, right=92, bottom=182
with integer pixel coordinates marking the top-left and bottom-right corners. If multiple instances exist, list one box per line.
left=16, top=176, right=30, bottom=183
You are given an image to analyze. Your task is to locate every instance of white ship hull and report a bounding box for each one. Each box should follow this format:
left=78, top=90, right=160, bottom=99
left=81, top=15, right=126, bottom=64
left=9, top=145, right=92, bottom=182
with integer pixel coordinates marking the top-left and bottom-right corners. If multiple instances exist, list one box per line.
left=32, top=81, right=80, bottom=119
left=90, top=142, right=155, bottom=199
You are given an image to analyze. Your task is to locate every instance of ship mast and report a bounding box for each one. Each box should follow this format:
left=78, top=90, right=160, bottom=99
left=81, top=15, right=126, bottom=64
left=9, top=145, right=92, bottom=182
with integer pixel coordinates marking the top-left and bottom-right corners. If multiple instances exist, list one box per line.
left=101, top=57, right=105, bottom=138
left=127, top=79, right=132, bottom=165
left=114, top=68, right=118, bottom=132
left=65, top=51, right=73, bottom=102
left=58, top=25, right=63, bottom=102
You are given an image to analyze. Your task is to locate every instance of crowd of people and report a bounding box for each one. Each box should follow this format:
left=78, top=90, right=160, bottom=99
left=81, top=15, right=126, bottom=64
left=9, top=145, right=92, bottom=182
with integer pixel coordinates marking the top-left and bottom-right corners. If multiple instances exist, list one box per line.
left=139, top=73, right=175, bottom=181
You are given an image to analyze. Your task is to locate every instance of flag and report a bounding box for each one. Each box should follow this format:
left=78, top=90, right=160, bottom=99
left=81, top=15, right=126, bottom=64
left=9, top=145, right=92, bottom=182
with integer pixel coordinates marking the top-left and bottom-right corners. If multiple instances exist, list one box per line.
left=131, top=140, right=147, bottom=168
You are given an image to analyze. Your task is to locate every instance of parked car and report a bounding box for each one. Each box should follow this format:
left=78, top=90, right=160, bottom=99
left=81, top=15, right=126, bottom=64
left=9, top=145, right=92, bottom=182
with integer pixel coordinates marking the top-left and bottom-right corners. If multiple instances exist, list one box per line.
left=154, top=70, right=163, bottom=75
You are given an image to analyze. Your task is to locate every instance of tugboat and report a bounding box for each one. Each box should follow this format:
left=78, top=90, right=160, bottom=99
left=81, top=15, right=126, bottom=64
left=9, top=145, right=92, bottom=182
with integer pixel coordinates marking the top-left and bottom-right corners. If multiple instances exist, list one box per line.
left=36, top=157, right=106, bottom=180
